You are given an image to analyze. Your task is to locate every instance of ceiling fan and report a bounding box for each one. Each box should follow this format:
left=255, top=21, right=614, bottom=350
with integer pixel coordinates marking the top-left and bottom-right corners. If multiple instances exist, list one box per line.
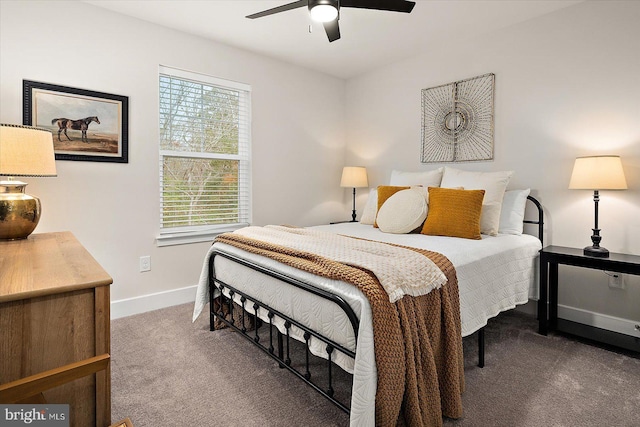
left=246, top=0, right=416, bottom=42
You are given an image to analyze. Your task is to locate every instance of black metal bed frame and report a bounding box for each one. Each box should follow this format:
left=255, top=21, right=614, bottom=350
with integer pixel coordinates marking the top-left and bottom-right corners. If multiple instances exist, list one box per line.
left=208, top=195, right=544, bottom=414
left=209, top=251, right=358, bottom=412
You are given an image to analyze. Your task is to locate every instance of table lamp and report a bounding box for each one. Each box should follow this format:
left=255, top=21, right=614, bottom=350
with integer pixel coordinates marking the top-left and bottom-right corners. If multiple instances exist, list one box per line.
left=0, top=124, right=57, bottom=240
left=340, top=166, right=368, bottom=222
left=568, top=155, right=627, bottom=257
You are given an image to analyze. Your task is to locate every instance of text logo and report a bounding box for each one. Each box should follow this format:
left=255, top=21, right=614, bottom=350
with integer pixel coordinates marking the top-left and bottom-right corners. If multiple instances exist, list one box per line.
left=1, top=405, right=69, bottom=426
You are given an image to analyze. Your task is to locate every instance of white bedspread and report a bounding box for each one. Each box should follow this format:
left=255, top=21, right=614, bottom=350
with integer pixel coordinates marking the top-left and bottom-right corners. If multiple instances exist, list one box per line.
left=315, top=223, right=542, bottom=335
left=231, top=225, right=447, bottom=302
left=193, top=223, right=541, bottom=427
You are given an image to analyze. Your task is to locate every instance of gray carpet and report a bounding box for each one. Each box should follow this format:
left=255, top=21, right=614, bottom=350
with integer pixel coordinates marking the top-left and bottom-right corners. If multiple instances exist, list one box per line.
left=111, top=303, right=639, bottom=426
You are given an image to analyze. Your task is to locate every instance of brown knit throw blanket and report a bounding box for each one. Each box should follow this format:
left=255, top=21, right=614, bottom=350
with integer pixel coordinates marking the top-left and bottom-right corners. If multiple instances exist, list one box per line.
left=215, top=232, right=464, bottom=427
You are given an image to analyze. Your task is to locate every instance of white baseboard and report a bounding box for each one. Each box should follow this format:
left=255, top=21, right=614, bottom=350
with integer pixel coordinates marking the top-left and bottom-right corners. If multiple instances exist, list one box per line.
left=558, top=304, right=640, bottom=337
left=516, top=300, right=639, bottom=337
left=111, top=284, right=197, bottom=320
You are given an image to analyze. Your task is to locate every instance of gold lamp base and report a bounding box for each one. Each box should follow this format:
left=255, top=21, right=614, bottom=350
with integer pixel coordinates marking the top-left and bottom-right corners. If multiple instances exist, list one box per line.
left=0, top=180, right=41, bottom=240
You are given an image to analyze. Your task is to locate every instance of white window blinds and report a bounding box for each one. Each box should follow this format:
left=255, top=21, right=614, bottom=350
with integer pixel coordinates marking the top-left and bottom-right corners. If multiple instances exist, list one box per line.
left=158, top=66, right=251, bottom=243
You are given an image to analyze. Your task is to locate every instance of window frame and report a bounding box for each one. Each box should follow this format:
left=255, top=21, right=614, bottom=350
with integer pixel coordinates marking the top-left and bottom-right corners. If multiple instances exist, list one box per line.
left=156, top=65, right=251, bottom=247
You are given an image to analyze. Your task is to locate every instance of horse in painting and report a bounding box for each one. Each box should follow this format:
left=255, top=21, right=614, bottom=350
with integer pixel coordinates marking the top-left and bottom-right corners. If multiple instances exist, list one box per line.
left=51, top=116, right=100, bottom=143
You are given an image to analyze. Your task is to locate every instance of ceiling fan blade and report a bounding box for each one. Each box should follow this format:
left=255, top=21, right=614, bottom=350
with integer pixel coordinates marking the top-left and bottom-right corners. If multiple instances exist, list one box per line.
left=340, top=0, right=415, bottom=13
left=323, top=19, right=341, bottom=42
left=246, top=0, right=308, bottom=19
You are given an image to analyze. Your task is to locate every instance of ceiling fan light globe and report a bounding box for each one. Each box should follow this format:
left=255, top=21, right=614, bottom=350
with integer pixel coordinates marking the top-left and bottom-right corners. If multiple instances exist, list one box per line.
left=310, top=5, right=338, bottom=22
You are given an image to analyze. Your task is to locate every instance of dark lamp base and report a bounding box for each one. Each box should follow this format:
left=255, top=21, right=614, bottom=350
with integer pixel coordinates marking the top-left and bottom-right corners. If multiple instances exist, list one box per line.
left=584, top=245, right=609, bottom=258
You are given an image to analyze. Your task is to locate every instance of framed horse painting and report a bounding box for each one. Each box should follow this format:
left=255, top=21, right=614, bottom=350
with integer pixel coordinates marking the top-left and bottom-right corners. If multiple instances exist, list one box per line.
left=23, top=80, right=129, bottom=163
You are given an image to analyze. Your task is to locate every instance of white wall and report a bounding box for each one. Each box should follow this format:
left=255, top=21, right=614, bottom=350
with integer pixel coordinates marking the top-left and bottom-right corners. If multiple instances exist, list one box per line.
left=345, top=1, right=640, bottom=327
left=2, top=1, right=638, bottom=331
left=0, top=1, right=346, bottom=309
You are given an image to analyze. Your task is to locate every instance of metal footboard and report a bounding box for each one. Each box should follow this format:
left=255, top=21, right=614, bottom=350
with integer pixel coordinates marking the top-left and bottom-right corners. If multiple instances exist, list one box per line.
left=209, top=249, right=359, bottom=413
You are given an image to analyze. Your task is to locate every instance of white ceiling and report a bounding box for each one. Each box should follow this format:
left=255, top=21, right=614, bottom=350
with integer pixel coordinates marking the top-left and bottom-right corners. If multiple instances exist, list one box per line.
left=85, top=1, right=581, bottom=79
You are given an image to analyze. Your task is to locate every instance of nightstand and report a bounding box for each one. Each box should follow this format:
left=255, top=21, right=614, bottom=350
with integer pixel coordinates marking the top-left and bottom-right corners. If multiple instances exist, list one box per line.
left=539, top=245, right=640, bottom=352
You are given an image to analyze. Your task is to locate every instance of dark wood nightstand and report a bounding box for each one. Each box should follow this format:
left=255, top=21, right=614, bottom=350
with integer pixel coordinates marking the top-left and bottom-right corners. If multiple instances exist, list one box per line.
left=539, top=245, right=640, bottom=352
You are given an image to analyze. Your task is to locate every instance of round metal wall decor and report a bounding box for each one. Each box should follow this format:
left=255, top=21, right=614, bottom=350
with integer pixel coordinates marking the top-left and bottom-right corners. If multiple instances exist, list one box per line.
left=421, top=73, right=495, bottom=163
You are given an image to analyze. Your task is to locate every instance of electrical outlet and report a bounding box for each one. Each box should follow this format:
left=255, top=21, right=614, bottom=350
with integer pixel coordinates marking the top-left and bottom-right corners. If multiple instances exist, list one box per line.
left=607, top=271, right=625, bottom=289
left=140, top=256, right=151, bottom=272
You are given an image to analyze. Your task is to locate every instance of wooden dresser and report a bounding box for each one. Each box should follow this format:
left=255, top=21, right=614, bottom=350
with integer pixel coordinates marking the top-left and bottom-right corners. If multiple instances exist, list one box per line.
left=0, top=231, right=112, bottom=426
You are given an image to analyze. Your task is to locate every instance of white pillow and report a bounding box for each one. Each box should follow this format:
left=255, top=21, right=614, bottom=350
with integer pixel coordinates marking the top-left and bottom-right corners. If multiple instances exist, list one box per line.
left=440, top=166, right=513, bottom=236
left=376, top=188, right=428, bottom=234
left=499, top=189, right=530, bottom=235
left=389, top=168, right=443, bottom=187
left=359, top=188, right=378, bottom=225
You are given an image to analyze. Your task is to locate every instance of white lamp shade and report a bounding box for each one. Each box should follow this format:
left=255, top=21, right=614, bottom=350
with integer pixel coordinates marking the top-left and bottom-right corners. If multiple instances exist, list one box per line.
left=0, top=124, right=57, bottom=177
left=569, top=155, right=627, bottom=190
left=340, top=166, right=368, bottom=188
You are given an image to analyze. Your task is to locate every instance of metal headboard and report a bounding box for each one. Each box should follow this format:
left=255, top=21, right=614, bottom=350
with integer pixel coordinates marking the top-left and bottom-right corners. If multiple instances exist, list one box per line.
left=524, top=195, right=544, bottom=246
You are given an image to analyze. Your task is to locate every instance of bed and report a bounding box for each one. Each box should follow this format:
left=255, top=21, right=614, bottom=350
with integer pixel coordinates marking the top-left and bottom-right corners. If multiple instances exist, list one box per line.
left=193, top=180, right=543, bottom=426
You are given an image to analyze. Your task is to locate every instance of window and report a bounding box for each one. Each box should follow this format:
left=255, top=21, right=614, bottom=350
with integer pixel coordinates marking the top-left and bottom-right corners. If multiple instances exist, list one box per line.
left=157, top=66, right=251, bottom=246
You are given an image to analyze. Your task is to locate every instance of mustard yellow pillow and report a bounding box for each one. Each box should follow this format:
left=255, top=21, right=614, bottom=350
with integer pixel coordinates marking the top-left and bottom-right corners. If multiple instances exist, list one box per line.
left=374, top=185, right=410, bottom=227
left=421, top=187, right=485, bottom=239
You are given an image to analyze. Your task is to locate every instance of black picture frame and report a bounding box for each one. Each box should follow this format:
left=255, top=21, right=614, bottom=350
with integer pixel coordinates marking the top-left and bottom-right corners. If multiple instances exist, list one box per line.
left=23, top=80, right=129, bottom=163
